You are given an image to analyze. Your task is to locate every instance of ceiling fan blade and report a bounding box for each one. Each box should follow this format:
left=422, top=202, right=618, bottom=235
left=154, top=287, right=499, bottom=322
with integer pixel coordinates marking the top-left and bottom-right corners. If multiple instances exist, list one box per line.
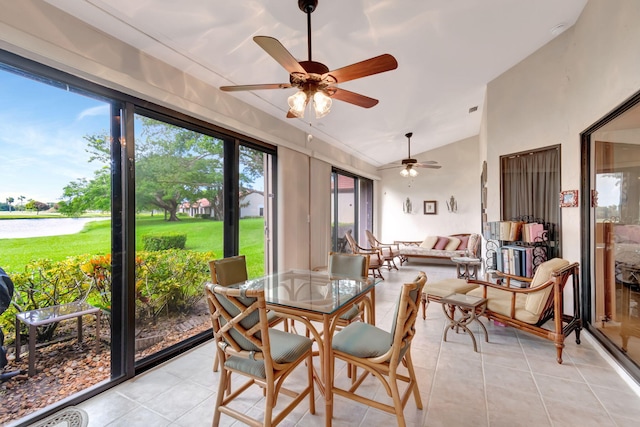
left=286, top=110, right=297, bottom=118
left=416, top=164, right=442, bottom=169
left=330, top=88, right=378, bottom=108
left=253, top=36, right=307, bottom=75
left=377, top=164, right=402, bottom=171
left=416, top=160, right=438, bottom=165
left=324, top=54, right=398, bottom=84
left=220, top=83, right=292, bottom=92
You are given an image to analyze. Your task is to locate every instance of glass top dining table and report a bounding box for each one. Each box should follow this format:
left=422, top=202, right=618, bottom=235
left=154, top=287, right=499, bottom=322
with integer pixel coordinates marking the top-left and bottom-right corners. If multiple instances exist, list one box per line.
left=236, top=269, right=377, bottom=316
left=232, top=269, right=379, bottom=427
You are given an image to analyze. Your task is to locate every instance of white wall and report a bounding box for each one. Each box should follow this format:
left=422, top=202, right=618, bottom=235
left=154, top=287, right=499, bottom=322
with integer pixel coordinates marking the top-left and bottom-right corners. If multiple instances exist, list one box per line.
left=483, top=0, right=640, bottom=263
left=378, top=136, right=481, bottom=242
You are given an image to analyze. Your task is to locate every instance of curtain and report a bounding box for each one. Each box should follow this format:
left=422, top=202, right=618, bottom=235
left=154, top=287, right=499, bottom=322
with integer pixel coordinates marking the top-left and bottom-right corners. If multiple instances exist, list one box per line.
left=501, top=146, right=560, bottom=228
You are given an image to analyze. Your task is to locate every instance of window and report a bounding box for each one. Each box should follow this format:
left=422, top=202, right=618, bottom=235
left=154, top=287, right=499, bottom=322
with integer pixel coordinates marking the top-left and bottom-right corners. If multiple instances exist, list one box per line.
left=0, top=52, right=277, bottom=424
left=331, top=169, right=373, bottom=251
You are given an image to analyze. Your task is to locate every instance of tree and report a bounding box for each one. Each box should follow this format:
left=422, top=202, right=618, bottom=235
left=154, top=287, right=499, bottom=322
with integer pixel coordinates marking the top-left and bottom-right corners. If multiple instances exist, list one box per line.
left=134, top=117, right=225, bottom=221
left=5, top=197, right=13, bottom=212
left=18, top=195, right=25, bottom=210
left=24, top=199, right=49, bottom=215
left=58, top=167, right=110, bottom=216
left=61, top=118, right=264, bottom=221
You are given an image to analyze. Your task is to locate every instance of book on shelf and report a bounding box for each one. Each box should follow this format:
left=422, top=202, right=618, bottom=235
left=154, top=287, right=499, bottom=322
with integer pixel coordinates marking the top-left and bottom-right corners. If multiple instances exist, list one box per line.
left=522, top=222, right=546, bottom=242
left=499, top=244, right=543, bottom=279
left=508, top=221, right=524, bottom=241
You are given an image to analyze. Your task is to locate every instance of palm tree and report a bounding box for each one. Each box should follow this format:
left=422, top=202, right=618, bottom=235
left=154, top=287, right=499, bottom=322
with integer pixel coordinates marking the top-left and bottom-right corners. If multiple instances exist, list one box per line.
left=5, top=197, right=13, bottom=212
left=18, top=195, right=25, bottom=210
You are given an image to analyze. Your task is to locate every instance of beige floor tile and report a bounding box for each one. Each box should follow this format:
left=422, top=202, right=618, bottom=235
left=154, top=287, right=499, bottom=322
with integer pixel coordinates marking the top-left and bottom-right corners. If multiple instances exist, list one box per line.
left=69, top=262, right=640, bottom=427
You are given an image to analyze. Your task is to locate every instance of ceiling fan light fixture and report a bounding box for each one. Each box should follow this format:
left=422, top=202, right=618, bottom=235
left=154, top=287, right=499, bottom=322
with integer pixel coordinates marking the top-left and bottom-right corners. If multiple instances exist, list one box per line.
left=288, top=90, right=308, bottom=118
left=400, top=166, right=418, bottom=177
left=313, top=91, right=332, bottom=118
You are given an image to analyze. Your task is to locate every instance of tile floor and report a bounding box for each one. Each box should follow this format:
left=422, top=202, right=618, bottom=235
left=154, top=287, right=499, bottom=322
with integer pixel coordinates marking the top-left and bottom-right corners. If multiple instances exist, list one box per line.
left=72, top=263, right=640, bottom=426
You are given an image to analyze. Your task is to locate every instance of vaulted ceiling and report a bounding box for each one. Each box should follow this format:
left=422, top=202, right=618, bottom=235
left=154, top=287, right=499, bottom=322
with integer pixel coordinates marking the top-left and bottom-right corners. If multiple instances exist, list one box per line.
left=46, top=0, right=588, bottom=168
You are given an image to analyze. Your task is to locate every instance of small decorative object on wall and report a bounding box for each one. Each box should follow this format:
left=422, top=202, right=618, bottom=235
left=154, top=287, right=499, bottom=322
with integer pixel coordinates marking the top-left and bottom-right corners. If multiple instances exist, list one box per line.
left=403, top=197, right=413, bottom=214
left=424, top=200, right=437, bottom=215
left=446, top=195, right=457, bottom=213
left=560, top=190, right=578, bottom=207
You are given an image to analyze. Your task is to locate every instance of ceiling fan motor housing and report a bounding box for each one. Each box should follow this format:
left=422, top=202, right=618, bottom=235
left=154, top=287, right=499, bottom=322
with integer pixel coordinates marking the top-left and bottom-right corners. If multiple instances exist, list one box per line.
left=298, top=0, right=318, bottom=13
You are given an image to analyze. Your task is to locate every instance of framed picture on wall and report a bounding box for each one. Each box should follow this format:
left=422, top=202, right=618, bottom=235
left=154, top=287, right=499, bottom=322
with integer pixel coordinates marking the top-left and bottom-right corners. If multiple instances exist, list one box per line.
left=424, top=200, right=437, bottom=215
left=560, top=190, right=578, bottom=207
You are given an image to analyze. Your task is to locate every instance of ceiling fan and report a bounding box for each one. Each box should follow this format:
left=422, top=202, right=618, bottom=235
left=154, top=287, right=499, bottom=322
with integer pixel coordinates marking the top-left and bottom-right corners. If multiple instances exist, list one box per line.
left=219, top=0, right=398, bottom=119
left=379, top=132, right=441, bottom=177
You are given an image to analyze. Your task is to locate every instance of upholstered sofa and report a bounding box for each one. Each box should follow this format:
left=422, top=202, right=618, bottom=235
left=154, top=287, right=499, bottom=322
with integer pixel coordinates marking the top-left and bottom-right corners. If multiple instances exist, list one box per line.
left=397, top=233, right=481, bottom=264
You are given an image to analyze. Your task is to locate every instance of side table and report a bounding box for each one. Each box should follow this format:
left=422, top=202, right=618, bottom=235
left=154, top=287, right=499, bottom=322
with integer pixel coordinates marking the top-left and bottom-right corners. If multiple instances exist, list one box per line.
left=16, top=301, right=101, bottom=376
left=441, top=293, right=488, bottom=352
left=450, top=256, right=482, bottom=280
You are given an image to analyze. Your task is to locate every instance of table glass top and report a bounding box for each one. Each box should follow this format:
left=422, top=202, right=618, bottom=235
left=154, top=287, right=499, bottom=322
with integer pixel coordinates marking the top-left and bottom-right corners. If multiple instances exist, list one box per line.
left=234, top=269, right=377, bottom=315
left=17, top=301, right=99, bottom=324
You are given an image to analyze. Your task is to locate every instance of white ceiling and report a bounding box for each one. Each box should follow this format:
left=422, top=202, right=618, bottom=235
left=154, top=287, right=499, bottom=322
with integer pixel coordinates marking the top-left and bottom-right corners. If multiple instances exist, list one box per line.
left=45, top=0, right=588, bottom=168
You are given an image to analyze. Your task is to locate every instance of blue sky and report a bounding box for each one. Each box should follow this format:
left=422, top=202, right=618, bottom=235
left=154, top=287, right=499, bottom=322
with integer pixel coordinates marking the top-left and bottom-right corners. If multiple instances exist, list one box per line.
left=0, top=70, right=110, bottom=204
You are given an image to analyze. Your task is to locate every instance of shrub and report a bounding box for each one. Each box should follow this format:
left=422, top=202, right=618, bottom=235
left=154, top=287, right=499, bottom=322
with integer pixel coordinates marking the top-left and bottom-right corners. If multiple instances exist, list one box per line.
left=3, top=250, right=214, bottom=344
left=142, top=233, right=187, bottom=251
left=9, top=257, right=93, bottom=341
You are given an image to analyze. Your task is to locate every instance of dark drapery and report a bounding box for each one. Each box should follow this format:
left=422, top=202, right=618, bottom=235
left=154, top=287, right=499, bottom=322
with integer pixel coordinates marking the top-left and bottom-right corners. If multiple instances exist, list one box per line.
left=501, top=145, right=560, bottom=227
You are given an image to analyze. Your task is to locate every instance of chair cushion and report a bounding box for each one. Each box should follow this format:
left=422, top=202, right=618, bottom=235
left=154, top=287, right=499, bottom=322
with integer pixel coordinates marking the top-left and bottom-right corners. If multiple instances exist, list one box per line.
left=466, top=287, right=537, bottom=323
left=339, top=303, right=361, bottom=321
left=332, top=322, right=391, bottom=358
left=424, top=278, right=478, bottom=298
left=329, top=253, right=366, bottom=279
left=525, top=258, right=570, bottom=315
left=225, top=329, right=313, bottom=378
left=445, top=237, right=461, bottom=251
left=266, top=310, right=281, bottom=325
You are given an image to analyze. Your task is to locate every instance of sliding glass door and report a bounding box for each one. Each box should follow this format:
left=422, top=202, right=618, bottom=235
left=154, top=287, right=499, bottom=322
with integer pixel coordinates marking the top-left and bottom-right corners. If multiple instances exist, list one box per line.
left=0, top=52, right=277, bottom=425
left=330, top=169, right=373, bottom=252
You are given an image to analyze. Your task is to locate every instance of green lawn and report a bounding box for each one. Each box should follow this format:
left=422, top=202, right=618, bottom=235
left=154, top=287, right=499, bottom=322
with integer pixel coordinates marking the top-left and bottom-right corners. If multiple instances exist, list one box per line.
left=0, top=215, right=265, bottom=277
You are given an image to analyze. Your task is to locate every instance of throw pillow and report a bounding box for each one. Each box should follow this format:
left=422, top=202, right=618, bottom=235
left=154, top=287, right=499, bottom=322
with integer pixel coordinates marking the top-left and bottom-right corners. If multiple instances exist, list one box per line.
left=457, top=235, right=469, bottom=250
left=420, top=236, right=438, bottom=249
left=434, top=236, right=449, bottom=250
left=445, top=236, right=461, bottom=251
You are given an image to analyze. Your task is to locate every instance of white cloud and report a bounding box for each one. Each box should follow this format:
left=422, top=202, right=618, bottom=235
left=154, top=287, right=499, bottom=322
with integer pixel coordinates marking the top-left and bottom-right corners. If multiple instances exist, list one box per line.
left=77, top=104, right=110, bottom=120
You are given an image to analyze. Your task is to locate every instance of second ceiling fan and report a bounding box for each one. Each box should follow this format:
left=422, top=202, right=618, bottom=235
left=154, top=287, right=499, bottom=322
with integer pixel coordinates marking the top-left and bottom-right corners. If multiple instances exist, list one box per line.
left=220, top=0, right=398, bottom=119
left=379, top=132, right=442, bottom=177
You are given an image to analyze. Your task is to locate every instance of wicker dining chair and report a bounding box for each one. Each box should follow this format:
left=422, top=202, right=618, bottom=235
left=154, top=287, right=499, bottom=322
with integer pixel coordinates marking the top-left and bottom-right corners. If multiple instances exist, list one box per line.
left=329, top=271, right=427, bottom=427
left=328, top=251, right=372, bottom=325
left=205, top=283, right=315, bottom=427
left=208, top=255, right=286, bottom=372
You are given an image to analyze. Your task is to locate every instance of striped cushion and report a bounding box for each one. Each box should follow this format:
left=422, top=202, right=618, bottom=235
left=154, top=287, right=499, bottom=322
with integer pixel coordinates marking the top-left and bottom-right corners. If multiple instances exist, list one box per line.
left=225, top=329, right=313, bottom=378
left=332, top=322, right=391, bottom=358
left=339, top=304, right=361, bottom=321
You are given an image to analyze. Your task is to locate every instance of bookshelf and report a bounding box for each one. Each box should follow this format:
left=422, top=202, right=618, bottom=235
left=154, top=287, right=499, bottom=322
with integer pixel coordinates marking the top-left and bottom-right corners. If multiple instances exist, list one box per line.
left=484, top=215, right=557, bottom=284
